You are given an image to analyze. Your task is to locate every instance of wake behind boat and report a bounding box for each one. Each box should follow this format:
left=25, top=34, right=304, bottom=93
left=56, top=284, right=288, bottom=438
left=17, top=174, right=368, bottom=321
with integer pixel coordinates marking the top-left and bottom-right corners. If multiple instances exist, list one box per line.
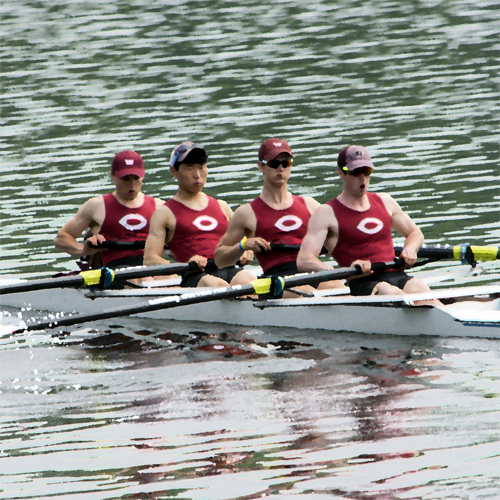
left=1, top=261, right=499, bottom=339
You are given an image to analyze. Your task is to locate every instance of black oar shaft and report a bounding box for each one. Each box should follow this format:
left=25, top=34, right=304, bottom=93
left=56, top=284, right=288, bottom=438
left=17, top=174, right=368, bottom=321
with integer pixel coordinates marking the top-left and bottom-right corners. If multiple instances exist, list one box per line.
left=395, top=244, right=500, bottom=264
left=0, top=263, right=191, bottom=295
left=13, top=263, right=403, bottom=334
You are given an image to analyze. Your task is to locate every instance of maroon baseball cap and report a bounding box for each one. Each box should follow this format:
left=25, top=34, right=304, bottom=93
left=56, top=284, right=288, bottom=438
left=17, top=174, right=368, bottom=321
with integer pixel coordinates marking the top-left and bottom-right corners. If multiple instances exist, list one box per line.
left=258, top=138, right=294, bottom=161
left=337, top=145, right=375, bottom=171
left=111, top=150, right=145, bottom=178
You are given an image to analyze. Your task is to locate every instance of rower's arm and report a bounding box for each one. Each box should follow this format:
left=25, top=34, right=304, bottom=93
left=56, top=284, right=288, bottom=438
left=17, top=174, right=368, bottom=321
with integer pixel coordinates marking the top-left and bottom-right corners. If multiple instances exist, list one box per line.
left=215, top=205, right=262, bottom=267
left=144, top=205, right=174, bottom=265
left=54, top=198, right=102, bottom=257
left=297, top=205, right=337, bottom=272
left=380, top=193, right=423, bottom=266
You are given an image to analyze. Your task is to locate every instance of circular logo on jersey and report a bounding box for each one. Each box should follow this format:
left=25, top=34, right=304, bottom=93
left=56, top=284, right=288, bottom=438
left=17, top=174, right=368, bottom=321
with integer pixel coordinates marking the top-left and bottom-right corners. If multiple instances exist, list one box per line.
left=357, top=217, right=383, bottom=235
left=193, top=215, right=219, bottom=232
left=119, top=214, right=148, bottom=231
left=275, top=215, right=303, bottom=232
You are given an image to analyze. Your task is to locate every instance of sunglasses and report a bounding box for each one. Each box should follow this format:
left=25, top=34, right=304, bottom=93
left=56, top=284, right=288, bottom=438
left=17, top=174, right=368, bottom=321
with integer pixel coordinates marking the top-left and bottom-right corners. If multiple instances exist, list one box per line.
left=261, top=158, right=293, bottom=169
left=343, top=166, right=373, bottom=177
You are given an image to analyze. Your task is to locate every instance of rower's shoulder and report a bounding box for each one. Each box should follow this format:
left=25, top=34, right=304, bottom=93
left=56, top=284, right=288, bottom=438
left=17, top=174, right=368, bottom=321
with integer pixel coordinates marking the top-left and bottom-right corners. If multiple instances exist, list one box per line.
left=153, top=197, right=166, bottom=208
left=78, top=195, right=104, bottom=214
left=234, top=201, right=256, bottom=219
left=300, top=195, right=321, bottom=213
left=374, top=191, right=400, bottom=211
left=154, top=202, right=173, bottom=216
left=309, top=202, right=337, bottom=224
left=229, top=202, right=256, bottom=229
left=215, top=198, right=233, bottom=219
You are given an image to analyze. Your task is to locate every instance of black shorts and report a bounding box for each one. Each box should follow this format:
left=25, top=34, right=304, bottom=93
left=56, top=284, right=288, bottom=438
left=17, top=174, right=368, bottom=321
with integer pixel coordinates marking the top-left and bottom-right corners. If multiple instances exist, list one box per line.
left=180, top=260, right=244, bottom=288
left=348, top=270, right=413, bottom=296
left=262, top=261, right=299, bottom=277
left=103, top=256, right=145, bottom=289
left=262, top=261, right=321, bottom=289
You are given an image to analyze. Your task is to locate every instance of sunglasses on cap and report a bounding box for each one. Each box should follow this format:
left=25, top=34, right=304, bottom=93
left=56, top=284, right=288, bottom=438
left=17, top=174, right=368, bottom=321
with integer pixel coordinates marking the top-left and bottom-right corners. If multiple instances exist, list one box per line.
left=342, top=166, right=373, bottom=177
left=171, top=143, right=205, bottom=167
left=261, top=158, right=293, bottom=169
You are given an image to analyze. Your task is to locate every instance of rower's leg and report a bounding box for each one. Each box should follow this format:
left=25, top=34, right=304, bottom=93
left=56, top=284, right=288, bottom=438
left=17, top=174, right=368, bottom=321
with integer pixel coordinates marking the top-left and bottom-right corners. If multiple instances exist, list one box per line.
left=402, top=277, right=443, bottom=307
left=197, top=275, right=230, bottom=287
left=229, top=269, right=257, bottom=286
left=373, top=282, right=406, bottom=295
left=318, top=280, right=347, bottom=290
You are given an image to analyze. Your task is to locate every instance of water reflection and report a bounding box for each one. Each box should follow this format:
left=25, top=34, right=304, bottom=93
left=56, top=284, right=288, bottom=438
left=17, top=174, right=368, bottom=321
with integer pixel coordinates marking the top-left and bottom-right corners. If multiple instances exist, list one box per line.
left=1, top=317, right=499, bottom=498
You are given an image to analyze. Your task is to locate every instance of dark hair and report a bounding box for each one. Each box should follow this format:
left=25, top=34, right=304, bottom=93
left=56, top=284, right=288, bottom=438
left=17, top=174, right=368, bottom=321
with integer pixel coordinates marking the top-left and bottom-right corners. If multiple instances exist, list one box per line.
left=337, top=146, right=349, bottom=168
left=174, top=149, right=208, bottom=170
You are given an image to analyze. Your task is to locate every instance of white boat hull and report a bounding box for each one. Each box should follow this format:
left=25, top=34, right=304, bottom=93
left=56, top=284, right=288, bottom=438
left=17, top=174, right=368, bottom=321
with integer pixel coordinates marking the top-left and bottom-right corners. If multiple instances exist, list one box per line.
left=1, top=277, right=498, bottom=339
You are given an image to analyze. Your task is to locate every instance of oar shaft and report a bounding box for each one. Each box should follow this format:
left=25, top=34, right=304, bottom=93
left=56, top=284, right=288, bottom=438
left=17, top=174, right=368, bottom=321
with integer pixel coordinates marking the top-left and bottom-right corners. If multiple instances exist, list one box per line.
left=14, top=263, right=403, bottom=334
left=395, top=244, right=500, bottom=263
left=0, top=263, right=191, bottom=295
left=88, top=240, right=146, bottom=250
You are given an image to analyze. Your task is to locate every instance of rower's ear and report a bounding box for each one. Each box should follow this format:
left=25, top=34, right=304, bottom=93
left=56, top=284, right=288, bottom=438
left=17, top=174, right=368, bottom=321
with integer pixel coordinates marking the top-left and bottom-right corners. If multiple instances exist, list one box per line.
left=257, top=161, right=265, bottom=173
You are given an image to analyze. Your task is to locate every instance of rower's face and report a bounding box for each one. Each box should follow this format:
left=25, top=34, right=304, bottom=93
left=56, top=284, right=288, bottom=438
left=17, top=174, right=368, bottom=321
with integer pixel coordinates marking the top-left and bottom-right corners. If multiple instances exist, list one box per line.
left=111, top=173, right=143, bottom=200
left=338, top=167, right=371, bottom=197
left=259, top=152, right=292, bottom=184
left=172, top=162, right=208, bottom=193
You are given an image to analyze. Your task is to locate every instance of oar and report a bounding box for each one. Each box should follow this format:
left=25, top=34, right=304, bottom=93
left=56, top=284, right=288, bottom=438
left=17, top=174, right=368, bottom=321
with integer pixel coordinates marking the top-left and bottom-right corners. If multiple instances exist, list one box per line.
left=12, top=260, right=401, bottom=333
left=88, top=240, right=146, bottom=250
left=269, top=242, right=329, bottom=254
left=394, top=244, right=499, bottom=265
left=89, top=240, right=310, bottom=253
left=0, top=262, right=196, bottom=295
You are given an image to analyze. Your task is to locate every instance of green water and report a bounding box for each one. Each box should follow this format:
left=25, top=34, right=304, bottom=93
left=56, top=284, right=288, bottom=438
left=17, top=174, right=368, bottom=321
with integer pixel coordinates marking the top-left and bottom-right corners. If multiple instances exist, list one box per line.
left=1, top=0, right=498, bottom=276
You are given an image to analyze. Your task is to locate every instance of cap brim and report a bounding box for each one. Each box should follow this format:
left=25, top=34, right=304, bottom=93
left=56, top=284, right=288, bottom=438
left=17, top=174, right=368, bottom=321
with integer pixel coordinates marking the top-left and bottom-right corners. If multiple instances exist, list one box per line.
left=345, top=160, right=375, bottom=170
left=114, top=168, right=145, bottom=178
left=177, top=147, right=206, bottom=164
left=263, top=149, right=294, bottom=161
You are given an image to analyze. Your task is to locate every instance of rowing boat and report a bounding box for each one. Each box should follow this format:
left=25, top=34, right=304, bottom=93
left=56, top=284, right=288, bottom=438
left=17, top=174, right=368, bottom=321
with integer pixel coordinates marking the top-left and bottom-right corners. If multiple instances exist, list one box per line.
left=1, top=261, right=498, bottom=338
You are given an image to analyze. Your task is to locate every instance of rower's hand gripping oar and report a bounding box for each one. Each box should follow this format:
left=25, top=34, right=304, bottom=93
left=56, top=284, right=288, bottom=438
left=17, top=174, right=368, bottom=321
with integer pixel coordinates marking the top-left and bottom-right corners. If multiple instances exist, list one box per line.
left=0, top=262, right=197, bottom=295
left=12, top=261, right=400, bottom=334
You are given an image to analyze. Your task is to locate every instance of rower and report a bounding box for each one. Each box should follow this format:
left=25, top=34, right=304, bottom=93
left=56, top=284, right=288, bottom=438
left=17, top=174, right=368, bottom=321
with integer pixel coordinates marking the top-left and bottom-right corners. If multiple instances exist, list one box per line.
left=143, top=142, right=256, bottom=287
left=214, top=137, right=346, bottom=296
left=54, top=150, right=165, bottom=271
left=297, top=145, right=441, bottom=305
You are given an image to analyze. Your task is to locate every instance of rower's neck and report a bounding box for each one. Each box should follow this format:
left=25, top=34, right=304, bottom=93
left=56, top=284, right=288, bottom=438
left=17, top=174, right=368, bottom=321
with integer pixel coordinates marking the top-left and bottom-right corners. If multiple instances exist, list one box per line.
left=112, top=191, right=145, bottom=208
left=260, top=184, right=293, bottom=209
left=337, top=191, right=370, bottom=211
left=173, top=190, right=208, bottom=210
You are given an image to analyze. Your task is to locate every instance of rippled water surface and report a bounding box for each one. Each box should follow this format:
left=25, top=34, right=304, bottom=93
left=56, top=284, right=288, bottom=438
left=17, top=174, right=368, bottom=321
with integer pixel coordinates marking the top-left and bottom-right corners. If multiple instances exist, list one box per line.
left=1, top=0, right=499, bottom=498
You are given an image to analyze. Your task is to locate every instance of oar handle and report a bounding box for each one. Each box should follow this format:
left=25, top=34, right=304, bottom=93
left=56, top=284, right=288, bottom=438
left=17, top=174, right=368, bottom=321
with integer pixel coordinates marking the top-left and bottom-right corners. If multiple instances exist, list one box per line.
left=88, top=240, right=146, bottom=250
left=370, top=258, right=405, bottom=272
left=268, top=242, right=329, bottom=255
left=87, top=240, right=170, bottom=251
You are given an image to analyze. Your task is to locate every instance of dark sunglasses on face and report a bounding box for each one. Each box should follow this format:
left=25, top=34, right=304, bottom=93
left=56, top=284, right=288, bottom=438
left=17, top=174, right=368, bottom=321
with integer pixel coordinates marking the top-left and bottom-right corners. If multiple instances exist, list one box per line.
left=343, top=166, right=373, bottom=177
left=261, top=158, right=293, bottom=169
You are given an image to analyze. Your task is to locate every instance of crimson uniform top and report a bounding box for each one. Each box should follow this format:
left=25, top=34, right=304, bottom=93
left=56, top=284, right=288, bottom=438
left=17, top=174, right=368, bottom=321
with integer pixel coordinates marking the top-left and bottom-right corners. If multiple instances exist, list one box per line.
left=99, top=193, right=156, bottom=266
left=326, top=192, right=396, bottom=268
left=250, top=195, right=310, bottom=273
left=165, top=196, right=228, bottom=262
